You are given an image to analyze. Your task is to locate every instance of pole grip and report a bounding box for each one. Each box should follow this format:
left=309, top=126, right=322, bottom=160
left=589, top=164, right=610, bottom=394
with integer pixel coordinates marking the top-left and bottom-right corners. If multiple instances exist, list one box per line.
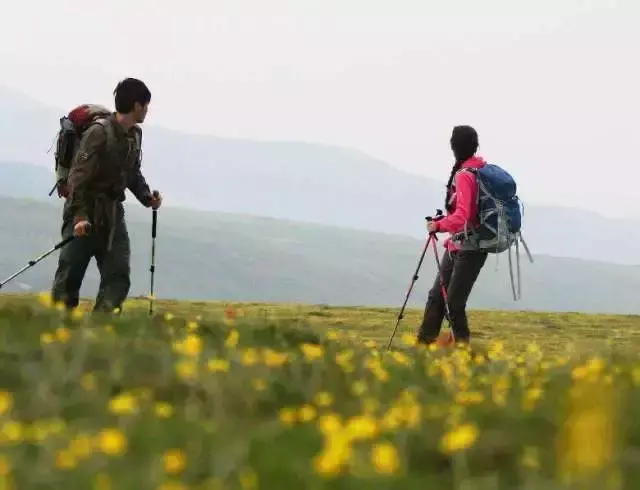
left=151, top=209, right=157, bottom=238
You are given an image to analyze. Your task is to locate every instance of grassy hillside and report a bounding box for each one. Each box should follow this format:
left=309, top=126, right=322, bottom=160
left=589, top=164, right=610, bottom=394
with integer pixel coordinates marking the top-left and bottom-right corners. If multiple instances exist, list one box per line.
left=2, top=84, right=640, bottom=265
left=1, top=295, right=639, bottom=489
left=2, top=196, right=640, bottom=314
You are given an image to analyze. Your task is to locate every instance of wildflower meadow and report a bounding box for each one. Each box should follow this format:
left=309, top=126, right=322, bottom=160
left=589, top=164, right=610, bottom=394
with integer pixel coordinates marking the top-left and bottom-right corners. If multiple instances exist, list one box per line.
left=1, top=294, right=640, bottom=489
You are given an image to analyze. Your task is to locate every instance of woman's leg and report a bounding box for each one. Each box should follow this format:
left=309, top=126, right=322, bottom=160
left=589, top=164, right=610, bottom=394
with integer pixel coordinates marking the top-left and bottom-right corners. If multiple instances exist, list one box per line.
left=417, top=250, right=456, bottom=344
left=446, top=250, right=488, bottom=342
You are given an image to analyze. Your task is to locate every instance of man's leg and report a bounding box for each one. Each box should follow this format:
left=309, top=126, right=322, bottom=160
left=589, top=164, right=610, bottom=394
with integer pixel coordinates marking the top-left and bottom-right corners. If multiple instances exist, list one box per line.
left=417, top=250, right=456, bottom=344
left=94, top=204, right=131, bottom=313
left=446, top=250, right=488, bottom=342
left=51, top=212, right=94, bottom=309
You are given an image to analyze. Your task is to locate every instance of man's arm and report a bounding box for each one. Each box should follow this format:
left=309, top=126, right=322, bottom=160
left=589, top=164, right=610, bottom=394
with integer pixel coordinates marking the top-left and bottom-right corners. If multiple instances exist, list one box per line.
left=127, top=131, right=153, bottom=206
left=434, top=171, right=476, bottom=234
left=67, top=124, right=106, bottom=224
left=127, top=158, right=153, bottom=207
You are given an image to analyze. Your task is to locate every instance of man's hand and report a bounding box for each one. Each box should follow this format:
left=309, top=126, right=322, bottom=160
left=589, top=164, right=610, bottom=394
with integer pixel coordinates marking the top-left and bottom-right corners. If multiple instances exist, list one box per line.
left=149, top=190, right=162, bottom=210
left=73, top=220, right=91, bottom=237
left=57, top=181, right=70, bottom=199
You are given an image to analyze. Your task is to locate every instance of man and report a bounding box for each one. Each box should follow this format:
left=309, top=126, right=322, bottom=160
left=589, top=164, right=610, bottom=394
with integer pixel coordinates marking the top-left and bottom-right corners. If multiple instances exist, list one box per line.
left=51, top=78, right=162, bottom=313
left=418, top=125, right=488, bottom=346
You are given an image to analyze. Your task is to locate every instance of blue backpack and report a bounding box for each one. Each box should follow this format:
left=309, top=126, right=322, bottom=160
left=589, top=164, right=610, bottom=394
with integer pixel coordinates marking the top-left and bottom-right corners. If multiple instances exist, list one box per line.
left=451, top=163, right=533, bottom=300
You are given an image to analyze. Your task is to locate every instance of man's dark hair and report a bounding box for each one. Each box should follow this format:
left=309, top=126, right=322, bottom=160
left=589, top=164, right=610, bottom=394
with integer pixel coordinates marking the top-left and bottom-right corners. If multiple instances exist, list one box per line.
left=113, top=78, right=151, bottom=114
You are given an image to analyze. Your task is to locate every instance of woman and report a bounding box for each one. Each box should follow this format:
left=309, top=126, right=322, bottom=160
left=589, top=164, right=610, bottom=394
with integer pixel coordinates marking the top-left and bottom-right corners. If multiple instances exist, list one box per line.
left=417, top=125, right=488, bottom=346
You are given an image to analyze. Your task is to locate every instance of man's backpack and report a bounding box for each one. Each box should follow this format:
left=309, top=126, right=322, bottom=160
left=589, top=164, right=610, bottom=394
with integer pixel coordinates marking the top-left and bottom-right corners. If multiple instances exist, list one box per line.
left=451, top=163, right=533, bottom=300
left=49, top=104, right=115, bottom=198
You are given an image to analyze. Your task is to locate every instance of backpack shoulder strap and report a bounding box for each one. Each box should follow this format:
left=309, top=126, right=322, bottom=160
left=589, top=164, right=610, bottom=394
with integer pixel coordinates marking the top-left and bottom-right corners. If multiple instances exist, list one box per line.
left=92, top=118, right=116, bottom=152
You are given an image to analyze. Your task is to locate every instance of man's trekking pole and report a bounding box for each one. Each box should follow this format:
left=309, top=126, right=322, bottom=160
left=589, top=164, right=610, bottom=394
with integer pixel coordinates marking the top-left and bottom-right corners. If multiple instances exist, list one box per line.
left=0, top=234, right=78, bottom=290
left=386, top=233, right=433, bottom=351
left=148, top=208, right=158, bottom=315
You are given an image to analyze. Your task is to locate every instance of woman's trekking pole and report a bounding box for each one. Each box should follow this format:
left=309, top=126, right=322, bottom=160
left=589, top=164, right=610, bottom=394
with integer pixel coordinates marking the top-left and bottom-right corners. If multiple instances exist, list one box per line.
left=386, top=234, right=433, bottom=351
left=429, top=230, right=455, bottom=343
left=148, top=208, right=158, bottom=315
left=0, top=228, right=87, bottom=290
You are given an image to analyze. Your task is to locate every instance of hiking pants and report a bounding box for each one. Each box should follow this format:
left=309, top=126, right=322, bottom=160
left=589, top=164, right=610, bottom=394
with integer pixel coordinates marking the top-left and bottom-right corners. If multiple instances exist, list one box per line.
left=417, top=249, right=488, bottom=344
left=51, top=201, right=131, bottom=313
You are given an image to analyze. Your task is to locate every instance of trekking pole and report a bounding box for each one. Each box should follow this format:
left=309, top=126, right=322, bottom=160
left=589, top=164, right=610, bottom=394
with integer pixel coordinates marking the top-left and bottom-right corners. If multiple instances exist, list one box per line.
left=0, top=235, right=76, bottom=290
left=386, top=209, right=445, bottom=351
left=386, top=233, right=434, bottom=351
left=148, top=207, right=158, bottom=315
left=428, top=227, right=455, bottom=344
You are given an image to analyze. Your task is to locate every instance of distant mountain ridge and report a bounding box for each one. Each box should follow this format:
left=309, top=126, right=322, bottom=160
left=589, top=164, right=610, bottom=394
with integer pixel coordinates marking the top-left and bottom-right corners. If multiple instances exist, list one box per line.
left=0, top=84, right=638, bottom=266
left=1, top=196, right=640, bottom=316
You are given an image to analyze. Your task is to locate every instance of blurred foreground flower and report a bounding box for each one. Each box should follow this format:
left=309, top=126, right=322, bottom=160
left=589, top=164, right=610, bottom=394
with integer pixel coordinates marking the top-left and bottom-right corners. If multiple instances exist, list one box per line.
left=556, top=376, right=618, bottom=486
left=439, top=423, right=479, bottom=454
left=0, top=392, right=13, bottom=416
left=371, top=442, right=401, bottom=475
left=96, top=428, right=127, bottom=456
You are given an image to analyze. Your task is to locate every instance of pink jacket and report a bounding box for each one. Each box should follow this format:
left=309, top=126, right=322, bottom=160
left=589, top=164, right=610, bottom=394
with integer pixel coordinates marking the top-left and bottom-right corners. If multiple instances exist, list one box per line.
left=433, top=156, right=486, bottom=252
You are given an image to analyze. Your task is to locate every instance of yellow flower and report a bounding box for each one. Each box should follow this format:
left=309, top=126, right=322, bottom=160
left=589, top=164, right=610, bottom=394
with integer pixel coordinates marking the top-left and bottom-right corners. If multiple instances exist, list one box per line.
left=55, top=449, right=78, bottom=470
left=557, top=378, right=616, bottom=484
left=207, top=359, right=230, bottom=373
left=173, top=334, right=203, bottom=357
left=241, top=348, right=260, bottom=366
left=175, top=359, right=197, bottom=380
left=0, top=392, right=13, bottom=416
left=455, top=391, right=485, bottom=406
left=317, top=414, right=343, bottom=436
left=312, top=435, right=352, bottom=478
left=183, top=334, right=203, bottom=357
left=263, top=349, right=289, bottom=367
left=155, top=403, right=174, bottom=418
left=164, top=312, right=175, bottom=322
left=71, top=308, right=84, bottom=321
left=301, top=343, right=324, bottom=361
left=314, top=392, right=334, bottom=407
left=38, top=291, right=53, bottom=307
left=401, top=332, right=417, bottom=347
left=344, top=414, right=379, bottom=441
left=371, top=442, right=400, bottom=475
left=225, top=329, right=239, bottom=349
left=69, top=433, right=93, bottom=459
left=439, top=423, right=479, bottom=454
left=40, top=332, right=55, bottom=345
left=163, top=449, right=187, bottom=475
left=108, top=393, right=138, bottom=415
left=279, top=407, right=297, bottom=426
left=56, top=327, right=72, bottom=343
left=186, top=321, right=198, bottom=331
left=298, top=404, right=317, bottom=423
left=1, top=421, right=23, bottom=443
left=96, top=428, right=127, bottom=456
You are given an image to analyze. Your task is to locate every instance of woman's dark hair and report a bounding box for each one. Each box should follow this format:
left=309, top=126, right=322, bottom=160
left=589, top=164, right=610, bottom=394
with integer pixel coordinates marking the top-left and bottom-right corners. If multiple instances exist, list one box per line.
left=113, top=78, right=151, bottom=114
left=444, top=125, right=479, bottom=211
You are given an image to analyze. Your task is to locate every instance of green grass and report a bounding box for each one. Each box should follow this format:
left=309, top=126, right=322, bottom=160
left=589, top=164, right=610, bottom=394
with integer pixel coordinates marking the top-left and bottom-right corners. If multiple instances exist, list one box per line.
left=1, top=293, right=640, bottom=489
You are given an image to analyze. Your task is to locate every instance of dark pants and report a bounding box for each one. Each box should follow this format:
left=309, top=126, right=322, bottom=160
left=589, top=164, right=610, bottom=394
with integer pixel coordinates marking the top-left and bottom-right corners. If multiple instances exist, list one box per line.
left=417, top=249, right=488, bottom=344
left=51, top=201, right=131, bottom=313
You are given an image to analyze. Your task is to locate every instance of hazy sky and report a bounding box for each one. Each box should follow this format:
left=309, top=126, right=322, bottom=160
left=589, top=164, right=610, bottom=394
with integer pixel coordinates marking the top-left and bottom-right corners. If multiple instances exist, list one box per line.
left=2, top=0, right=638, bottom=216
